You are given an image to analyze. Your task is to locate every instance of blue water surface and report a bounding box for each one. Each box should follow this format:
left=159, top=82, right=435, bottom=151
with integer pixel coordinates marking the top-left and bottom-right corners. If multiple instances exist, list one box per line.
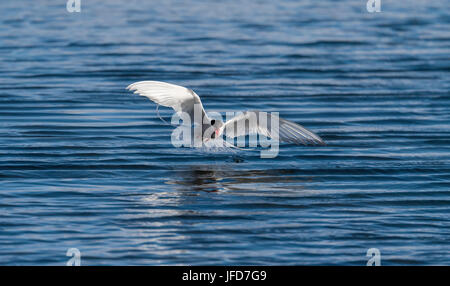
left=0, top=0, right=449, bottom=265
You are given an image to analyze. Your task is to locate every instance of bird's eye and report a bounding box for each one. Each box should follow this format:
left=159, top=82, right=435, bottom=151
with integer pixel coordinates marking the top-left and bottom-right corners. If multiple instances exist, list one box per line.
left=211, top=119, right=215, bottom=125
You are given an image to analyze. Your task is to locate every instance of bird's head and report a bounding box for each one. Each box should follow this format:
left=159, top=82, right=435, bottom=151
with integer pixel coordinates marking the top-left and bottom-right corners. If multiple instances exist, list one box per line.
left=209, top=119, right=224, bottom=139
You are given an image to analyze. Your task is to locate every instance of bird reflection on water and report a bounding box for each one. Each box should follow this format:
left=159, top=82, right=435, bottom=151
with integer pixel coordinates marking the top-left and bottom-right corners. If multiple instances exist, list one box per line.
left=165, top=163, right=312, bottom=194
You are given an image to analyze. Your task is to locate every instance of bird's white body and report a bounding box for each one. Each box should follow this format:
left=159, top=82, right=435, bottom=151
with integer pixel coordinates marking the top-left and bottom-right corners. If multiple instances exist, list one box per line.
left=127, top=81, right=325, bottom=147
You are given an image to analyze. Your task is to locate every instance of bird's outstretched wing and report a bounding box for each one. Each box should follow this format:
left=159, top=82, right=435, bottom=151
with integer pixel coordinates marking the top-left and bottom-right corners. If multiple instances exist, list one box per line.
left=126, top=81, right=208, bottom=122
left=221, top=110, right=325, bottom=145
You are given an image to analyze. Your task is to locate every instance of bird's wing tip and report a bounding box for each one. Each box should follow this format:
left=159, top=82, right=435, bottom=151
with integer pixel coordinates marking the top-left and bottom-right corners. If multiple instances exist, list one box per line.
left=126, top=83, right=137, bottom=90
left=126, top=81, right=149, bottom=91
left=315, top=138, right=326, bottom=146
